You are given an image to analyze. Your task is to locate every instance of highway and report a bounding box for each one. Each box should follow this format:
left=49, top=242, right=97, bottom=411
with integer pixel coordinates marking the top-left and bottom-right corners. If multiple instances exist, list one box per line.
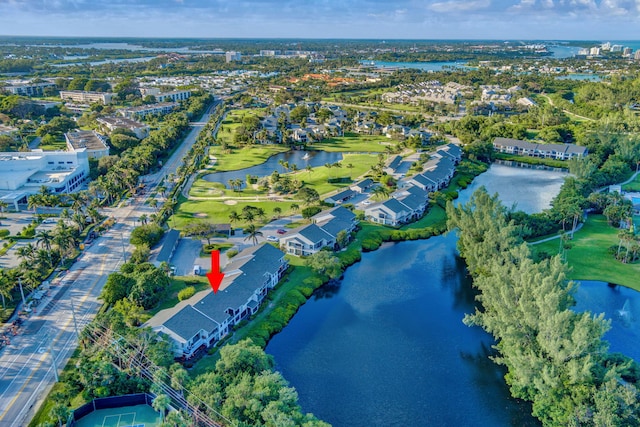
left=0, top=100, right=219, bottom=426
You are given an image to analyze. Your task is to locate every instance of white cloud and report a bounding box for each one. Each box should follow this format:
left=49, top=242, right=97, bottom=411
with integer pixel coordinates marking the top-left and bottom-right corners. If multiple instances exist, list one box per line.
left=428, top=0, right=491, bottom=13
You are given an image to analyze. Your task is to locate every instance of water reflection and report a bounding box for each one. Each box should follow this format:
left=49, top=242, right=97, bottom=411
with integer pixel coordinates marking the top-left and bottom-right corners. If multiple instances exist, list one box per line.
left=202, top=150, right=342, bottom=188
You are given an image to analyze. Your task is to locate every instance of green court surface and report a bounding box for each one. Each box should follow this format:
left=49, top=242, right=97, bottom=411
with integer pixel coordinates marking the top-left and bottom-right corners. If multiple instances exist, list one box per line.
left=74, top=404, right=161, bottom=427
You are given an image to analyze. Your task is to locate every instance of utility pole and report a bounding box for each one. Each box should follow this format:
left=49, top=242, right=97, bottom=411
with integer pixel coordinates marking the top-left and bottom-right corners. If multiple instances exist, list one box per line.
left=46, top=332, right=59, bottom=382
left=70, top=299, right=79, bottom=340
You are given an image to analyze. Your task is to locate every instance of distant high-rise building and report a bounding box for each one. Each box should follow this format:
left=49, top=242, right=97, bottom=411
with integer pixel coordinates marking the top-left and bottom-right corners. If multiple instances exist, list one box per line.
left=590, top=47, right=601, bottom=56
left=601, top=42, right=611, bottom=51
left=578, top=48, right=589, bottom=56
left=225, top=51, right=242, bottom=63
left=623, top=47, right=633, bottom=57
left=634, top=50, right=640, bottom=61
left=611, top=45, right=623, bottom=52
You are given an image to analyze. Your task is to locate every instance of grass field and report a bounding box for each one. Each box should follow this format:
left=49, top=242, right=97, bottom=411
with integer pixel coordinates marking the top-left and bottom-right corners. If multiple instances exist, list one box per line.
left=208, top=145, right=289, bottom=172
left=171, top=197, right=300, bottom=229
left=217, top=108, right=267, bottom=146
left=531, top=215, right=640, bottom=290
left=309, top=132, right=391, bottom=152
left=622, top=173, right=640, bottom=192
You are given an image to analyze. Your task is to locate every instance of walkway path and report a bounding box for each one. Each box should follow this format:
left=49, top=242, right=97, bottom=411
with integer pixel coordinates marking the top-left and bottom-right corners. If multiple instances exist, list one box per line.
left=539, top=93, right=595, bottom=122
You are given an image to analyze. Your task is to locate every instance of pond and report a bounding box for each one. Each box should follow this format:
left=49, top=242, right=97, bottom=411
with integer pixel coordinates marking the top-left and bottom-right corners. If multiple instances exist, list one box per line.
left=574, top=281, right=640, bottom=362
left=266, top=163, right=571, bottom=426
left=202, top=150, right=343, bottom=189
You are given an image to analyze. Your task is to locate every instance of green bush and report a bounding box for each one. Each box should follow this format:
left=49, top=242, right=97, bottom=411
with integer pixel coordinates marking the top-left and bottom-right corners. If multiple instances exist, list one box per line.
left=178, top=286, right=196, bottom=301
left=0, top=229, right=9, bottom=238
left=226, top=248, right=238, bottom=258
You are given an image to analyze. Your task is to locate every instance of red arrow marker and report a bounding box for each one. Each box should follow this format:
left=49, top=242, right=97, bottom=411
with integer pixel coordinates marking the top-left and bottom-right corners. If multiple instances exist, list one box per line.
left=206, top=250, right=225, bottom=294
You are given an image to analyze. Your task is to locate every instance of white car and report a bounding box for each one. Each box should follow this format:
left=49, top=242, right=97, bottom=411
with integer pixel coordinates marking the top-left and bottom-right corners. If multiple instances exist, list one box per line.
left=266, top=235, right=279, bottom=242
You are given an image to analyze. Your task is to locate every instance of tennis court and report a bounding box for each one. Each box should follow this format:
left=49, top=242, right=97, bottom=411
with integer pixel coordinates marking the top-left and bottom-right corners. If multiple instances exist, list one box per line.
left=73, top=404, right=161, bottom=427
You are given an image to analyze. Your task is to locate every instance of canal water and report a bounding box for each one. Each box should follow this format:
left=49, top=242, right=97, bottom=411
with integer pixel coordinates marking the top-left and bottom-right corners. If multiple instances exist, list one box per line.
left=202, top=150, right=342, bottom=189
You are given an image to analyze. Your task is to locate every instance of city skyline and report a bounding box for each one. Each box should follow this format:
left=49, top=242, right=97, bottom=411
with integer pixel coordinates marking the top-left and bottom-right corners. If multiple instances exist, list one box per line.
left=0, top=0, right=639, bottom=40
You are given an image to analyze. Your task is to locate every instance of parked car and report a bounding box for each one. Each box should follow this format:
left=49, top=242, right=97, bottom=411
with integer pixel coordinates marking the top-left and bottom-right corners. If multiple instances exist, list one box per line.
left=267, top=235, right=279, bottom=242
left=276, top=228, right=287, bottom=234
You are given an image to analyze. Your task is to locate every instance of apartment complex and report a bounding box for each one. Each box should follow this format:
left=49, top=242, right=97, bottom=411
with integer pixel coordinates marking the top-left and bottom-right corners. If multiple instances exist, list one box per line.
left=59, top=90, right=115, bottom=105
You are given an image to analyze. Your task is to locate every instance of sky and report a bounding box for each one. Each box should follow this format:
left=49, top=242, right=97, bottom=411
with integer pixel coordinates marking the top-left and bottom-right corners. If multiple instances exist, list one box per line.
left=0, top=0, right=639, bottom=40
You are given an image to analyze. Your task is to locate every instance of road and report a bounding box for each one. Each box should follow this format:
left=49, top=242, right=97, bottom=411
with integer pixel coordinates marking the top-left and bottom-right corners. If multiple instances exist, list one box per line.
left=0, top=99, right=220, bottom=426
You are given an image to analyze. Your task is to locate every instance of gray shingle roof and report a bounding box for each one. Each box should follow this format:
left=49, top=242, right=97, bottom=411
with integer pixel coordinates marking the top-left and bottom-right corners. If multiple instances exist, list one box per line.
left=163, top=305, right=218, bottom=341
left=155, top=229, right=181, bottom=264
left=298, top=223, right=334, bottom=243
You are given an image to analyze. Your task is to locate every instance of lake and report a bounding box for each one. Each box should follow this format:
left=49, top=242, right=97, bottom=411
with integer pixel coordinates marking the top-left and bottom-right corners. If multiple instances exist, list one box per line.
left=359, top=60, right=468, bottom=72
left=266, top=163, right=571, bottom=426
left=202, top=150, right=343, bottom=188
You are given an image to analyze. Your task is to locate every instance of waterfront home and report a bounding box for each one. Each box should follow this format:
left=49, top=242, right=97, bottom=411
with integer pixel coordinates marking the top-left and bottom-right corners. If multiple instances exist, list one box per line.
left=279, top=223, right=336, bottom=256
left=364, top=197, right=414, bottom=226
left=493, top=137, right=588, bottom=160
left=281, top=206, right=358, bottom=256
left=145, top=244, right=288, bottom=359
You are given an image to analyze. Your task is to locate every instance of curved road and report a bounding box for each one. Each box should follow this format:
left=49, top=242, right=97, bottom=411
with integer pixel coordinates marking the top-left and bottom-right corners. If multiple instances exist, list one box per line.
left=0, top=99, right=221, bottom=426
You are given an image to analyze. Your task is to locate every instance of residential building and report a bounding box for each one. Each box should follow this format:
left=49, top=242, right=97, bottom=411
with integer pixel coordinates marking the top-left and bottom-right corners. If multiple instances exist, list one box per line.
left=59, top=90, right=115, bottom=105
left=365, top=185, right=430, bottom=226
left=156, top=90, right=191, bottom=103
left=97, top=116, right=150, bottom=139
left=4, top=81, right=56, bottom=97
left=279, top=206, right=358, bottom=257
left=118, top=102, right=178, bottom=119
left=279, top=223, right=336, bottom=257
left=65, top=130, right=110, bottom=159
left=145, top=244, right=288, bottom=359
left=0, top=149, right=89, bottom=209
left=225, top=51, right=242, bottom=63
left=350, top=178, right=375, bottom=193
left=324, top=188, right=355, bottom=205
left=492, top=137, right=588, bottom=160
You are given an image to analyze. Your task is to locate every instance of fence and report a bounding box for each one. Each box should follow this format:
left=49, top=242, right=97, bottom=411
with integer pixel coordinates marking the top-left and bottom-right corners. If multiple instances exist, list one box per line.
left=67, top=393, right=154, bottom=427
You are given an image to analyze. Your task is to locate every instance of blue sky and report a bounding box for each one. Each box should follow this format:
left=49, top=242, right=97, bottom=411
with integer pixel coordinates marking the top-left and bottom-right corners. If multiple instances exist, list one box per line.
left=0, top=0, right=638, bottom=39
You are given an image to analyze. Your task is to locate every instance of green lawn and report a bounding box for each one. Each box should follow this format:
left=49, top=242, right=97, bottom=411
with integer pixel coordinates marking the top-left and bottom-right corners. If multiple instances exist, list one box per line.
left=171, top=197, right=300, bottom=229
left=39, top=137, right=67, bottom=151
left=298, top=153, right=379, bottom=195
left=532, top=215, right=640, bottom=290
left=308, top=132, right=390, bottom=152
left=216, top=108, right=267, bottom=146
left=622, top=173, right=640, bottom=192
left=208, top=145, right=289, bottom=172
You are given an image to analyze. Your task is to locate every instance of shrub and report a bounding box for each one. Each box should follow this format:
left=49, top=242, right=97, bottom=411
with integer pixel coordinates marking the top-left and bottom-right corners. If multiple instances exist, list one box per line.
left=226, top=248, right=238, bottom=258
left=130, top=224, right=164, bottom=247
left=0, top=229, right=9, bottom=238
left=178, top=286, right=196, bottom=301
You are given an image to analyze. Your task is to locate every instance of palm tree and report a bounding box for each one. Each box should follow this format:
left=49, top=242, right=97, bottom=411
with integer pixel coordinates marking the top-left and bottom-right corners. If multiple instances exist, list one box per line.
left=87, top=207, right=101, bottom=225
left=273, top=207, right=282, bottom=219
left=227, top=179, right=236, bottom=191
left=243, top=224, right=263, bottom=246
left=67, top=192, right=87, bottom=215
left=243, top=210, right=255, bottom=224
left=371, top=185, right=390, bottom=201
left=0, top=271, right=13, bottom=309
left=72, top=212, right=86, bottom=232
left=290, top=203, right=299, bottom=212
left=233, top=178, right=243, bottom=191
left=16, top=243, right=37, bottom=264
left=36, top=230, right=54, bottom=252
left=152, top=394, right=171, bottom=422
left=0, top=200, right=8, bottom=215
left=139, top=214, right=148, bottom=225
left=228, top=211, right=240, bottom=224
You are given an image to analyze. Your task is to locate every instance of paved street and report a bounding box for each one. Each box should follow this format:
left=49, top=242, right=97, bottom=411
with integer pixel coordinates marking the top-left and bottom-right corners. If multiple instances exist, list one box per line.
left=0, top=100, right=220, bottom=426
